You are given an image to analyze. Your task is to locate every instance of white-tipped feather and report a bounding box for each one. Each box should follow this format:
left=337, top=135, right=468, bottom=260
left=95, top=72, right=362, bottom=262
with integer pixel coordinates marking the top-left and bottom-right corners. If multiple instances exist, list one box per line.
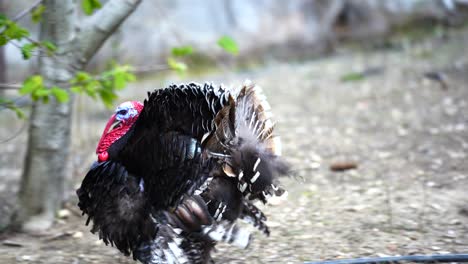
left=238, top=171, right=244, bottom=180
left=238, top=182, right=248, bottom=193
left=250, top=171, right=261, bottom=184
left=253, top=158, right=261, bottom=171
left=271, top=136, right=282, bottom=156
left=261, top=100, right=271, bottom=112
left=201, top=132, right=211, bottom=144
left=264, top=119, right=273, bottom=130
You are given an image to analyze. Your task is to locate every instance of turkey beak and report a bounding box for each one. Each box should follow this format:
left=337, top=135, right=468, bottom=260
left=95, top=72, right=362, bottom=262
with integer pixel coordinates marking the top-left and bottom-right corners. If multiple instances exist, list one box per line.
left=107, top=118, right=122, bottom=133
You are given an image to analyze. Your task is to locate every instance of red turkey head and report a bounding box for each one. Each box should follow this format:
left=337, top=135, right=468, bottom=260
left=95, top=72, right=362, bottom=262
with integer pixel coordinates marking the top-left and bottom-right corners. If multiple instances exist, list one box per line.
left=96, top=101, right=144, bottom=162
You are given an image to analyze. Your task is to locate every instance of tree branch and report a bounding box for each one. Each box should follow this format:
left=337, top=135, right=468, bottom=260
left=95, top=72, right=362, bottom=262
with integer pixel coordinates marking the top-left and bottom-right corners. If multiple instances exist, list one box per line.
left=12, top=0, right=44, bottom=22
left=131, top=64, right=170, bottom=74
left=74, top=0, right=142, bottom=66
left=0, top=83, right=21, bottom=90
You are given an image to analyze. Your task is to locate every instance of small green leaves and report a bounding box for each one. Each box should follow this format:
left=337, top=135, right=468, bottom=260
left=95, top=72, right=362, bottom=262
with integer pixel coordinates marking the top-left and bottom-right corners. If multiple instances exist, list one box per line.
left=0, top=20, right=29, bottom=45
left=168, top=45, right=194, bottom=74
left=71, top=71, right=92, bottom=84
left=21, top=43, right=38, bottom=59
left=31, top=4, right=46, bottom=23
left=106, top=65, right=136, bottom=90
left=0, top=15, right=6, bottom=26
left=217, top=36, right=238, bottom=55
left=0, top=98, right=25, bottom=119
left=171, top=45, right=194, bottom=57
left=19, top=76, right=69, bottom=103
left=19, top=41, right=56, bottom=59
left=167, top=57, right=187, bottom=74
left=20, top=75, right=52, bottom=102
left=69, top=65, right=136, bottom=108
left=82, top=0, right=102, bottom=15
left=0, top=15, right=56, bottom=58
left=20, top=75, right=44, bottom=95
left=51, top=87, right=69, bottom=103
left=42, top=41, right=57, bottom=54
left=98, top=88, right=118, bottom=108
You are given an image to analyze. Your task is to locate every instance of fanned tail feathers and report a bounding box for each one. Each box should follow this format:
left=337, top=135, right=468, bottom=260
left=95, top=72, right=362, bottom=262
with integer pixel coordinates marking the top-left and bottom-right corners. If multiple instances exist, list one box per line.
left=206, top=81, right=289, bottom=203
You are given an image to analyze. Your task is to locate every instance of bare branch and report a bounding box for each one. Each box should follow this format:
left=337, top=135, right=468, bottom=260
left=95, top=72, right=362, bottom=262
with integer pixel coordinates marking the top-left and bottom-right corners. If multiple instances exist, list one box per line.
left=74, top=0, right=143, bottom=66
left=0, top=119, right=27, bottom=143
left=131, top=65, right=170, bottom=74
left=0, top=64, right=169, bottom=91
left=0, top=83, right=21, bottom=90
left=12, top=0, right=44, bottom=22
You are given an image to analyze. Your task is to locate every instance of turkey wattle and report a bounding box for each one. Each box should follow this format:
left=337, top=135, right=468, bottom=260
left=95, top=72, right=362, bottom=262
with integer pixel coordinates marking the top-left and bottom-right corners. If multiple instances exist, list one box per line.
left=77, top=81, right=289, bottom=263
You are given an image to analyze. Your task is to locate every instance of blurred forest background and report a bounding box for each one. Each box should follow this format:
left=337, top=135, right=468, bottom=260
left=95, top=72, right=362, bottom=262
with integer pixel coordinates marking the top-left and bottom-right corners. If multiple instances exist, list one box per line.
left=1, top=0, right=468, bottom=263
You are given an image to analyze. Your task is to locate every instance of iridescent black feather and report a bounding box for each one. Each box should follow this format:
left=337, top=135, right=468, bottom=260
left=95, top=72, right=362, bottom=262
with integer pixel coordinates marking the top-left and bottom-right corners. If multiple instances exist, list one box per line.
left=77, top=82, right=288, bottom=264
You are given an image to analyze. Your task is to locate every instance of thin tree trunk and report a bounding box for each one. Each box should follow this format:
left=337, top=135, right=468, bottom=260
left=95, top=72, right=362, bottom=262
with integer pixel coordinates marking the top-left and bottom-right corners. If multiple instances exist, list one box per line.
left=14, top=0, right=142, bottom=232
left=0, top=0, right=6, bottom=98
left=15, top=0, right=76, bottom=232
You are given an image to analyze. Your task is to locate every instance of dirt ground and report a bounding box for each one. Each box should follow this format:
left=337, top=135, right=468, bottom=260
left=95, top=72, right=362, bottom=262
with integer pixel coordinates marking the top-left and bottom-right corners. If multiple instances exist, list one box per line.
left=1, top=27, right=468, bottom=264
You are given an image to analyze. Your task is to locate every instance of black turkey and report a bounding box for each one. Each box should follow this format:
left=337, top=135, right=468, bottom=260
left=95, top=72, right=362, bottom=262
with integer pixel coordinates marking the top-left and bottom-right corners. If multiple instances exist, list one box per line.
left=77, top=81, right=288, bottom=263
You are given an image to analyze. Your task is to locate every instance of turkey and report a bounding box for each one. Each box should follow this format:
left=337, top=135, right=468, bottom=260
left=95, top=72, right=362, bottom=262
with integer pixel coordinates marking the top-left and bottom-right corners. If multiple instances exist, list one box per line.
left=77, top=81, right=289, bottom=263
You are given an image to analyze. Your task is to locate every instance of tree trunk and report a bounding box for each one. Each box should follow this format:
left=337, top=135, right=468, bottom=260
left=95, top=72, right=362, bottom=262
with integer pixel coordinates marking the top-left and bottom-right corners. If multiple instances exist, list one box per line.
left=0, top=0, right=7, bottom=98
left=15, top=0, right=77, bottom=232
left=14, top=0, right=142, bottom=232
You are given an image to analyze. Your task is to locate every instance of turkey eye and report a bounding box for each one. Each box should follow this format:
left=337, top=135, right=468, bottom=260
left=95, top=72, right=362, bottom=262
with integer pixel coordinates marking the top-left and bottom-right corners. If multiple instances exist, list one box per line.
left=118, top=109, right=128, bottom=115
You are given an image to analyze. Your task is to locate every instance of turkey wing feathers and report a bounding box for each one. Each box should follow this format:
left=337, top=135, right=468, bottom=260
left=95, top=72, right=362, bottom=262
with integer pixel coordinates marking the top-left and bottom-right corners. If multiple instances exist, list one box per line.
left=115, top=84, right=230, bottom=209
left=77, top=161, right=156, bottom=256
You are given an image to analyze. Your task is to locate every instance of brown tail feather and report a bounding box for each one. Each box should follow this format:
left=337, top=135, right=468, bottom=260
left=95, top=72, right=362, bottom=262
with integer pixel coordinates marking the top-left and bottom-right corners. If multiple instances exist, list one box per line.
left=205, top=81, right=289, bottom=202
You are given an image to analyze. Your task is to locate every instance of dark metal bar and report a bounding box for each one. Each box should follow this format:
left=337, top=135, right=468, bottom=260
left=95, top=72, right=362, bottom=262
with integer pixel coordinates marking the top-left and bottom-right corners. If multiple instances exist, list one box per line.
left=304, top=254, right=468, bottom=264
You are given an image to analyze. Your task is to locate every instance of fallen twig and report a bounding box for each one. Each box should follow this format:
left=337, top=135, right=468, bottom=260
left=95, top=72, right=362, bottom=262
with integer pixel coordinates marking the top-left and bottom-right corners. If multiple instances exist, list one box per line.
left=2, top=240, right=23, bottom=247
left=329, top=161, right=358, bottom=172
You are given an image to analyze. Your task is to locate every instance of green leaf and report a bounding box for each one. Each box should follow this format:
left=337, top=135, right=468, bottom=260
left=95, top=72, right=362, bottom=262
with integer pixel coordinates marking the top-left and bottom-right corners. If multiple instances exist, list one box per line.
left=84, top=81, right=99, bottom=98
left=110, top=65, right=136, bottom=90
left=42, top=41, right=57, bottom=55
left=0, top=97, right=25, bottom=119
left=31, top=4, right=46, bottom=23
left=4, top=21, right=29, bottom=40
left=70, top=86, right=82, bottom=94
left=113, top=72, right=126, bottom=90
left=51, top=86, right=69, bottom=103
left=82, top=0, right=102, bottom=15
left=70, top=71, right=91, bottom=84
left=33, top=87, right=51, bottom=97
left=41, top=95, right=49, bottom=103
left=98, top=88, right=118, bottom=108
left=20, top=75, right=43, bottom=95
left=340, top=72, right=365, bottom=82
left=21, top=43, right=38, bottom=59
left=125, top=72, right=136, bottom=82
left=217, top=36, right=238, bottom=55
left=171, top=45, right=194, bottom=57
left=0, top=35, right=7, bottom=46
left=167, top=57, right=187, bottom=74
left=13, top=107, right=25, bottom=119
left=0, top=15, right=7, bottom=26
left=32, top=87, right=51, bottom=103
